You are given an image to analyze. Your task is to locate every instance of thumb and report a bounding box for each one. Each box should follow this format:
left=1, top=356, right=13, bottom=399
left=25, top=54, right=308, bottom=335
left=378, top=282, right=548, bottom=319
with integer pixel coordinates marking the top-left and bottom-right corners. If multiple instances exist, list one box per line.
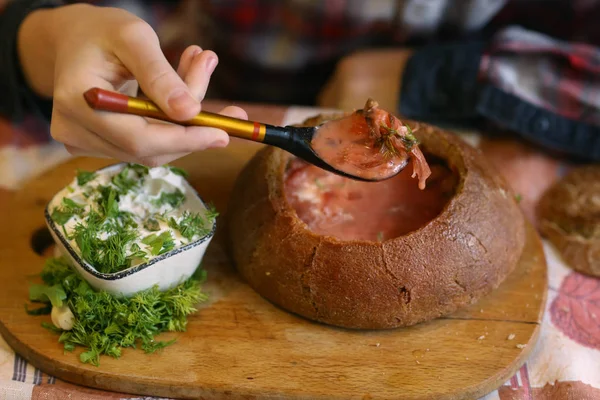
left=114, top=25, right=200, bottom=121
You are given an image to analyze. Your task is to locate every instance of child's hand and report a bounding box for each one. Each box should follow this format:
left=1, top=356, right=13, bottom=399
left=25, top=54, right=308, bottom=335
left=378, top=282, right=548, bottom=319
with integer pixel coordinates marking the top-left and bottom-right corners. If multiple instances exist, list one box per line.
left=18, top=3, right=247, bottom=166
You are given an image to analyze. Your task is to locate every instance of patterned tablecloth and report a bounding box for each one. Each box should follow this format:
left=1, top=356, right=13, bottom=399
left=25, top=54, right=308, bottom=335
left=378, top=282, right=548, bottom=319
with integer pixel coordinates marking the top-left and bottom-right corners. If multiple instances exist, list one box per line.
left=0, top=103, right=598, bottom=400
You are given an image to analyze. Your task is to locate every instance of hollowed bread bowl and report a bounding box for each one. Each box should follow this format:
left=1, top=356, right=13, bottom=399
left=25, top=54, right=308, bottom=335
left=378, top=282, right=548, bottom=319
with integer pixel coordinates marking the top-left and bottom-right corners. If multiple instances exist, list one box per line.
left=537, top=165, right=600, bottom=277
left=227, top=115, right=526, bottom=329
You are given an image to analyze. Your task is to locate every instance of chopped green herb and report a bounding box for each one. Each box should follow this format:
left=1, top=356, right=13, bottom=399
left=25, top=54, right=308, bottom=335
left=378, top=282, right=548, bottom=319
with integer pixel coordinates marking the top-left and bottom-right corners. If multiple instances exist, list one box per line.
left=128, top=163, right=149, bottom=177
left=168, top=207, right=217, bottom=242
left=119, top=212, right=138, bottom=229
left=168, top=166, right=188, bottom=178
left=66, top=186, right=75, bottom=193
left=41, top=321, right=62, bottom=333
left=73, top=217, right=138, bottom=273
left=143, top=218, right=160, bottom=232
left=378, top=120, right=419, bottom=157
left=515, top=194, right=523, bottom=203
left=111, top=167, right=138, bottom=194
left=51, top=209, right=75, bottom=225
left=56, top=165, right=212, bottom=274
left=400, top=126, right=419, bottom=151
left=29, top=284, right=67, bottom=307
left=204, top=203, right=219, bottom=220
left=142, top=339, right=177, bottom=353
left=127, top=243, right=148, bottom=262
left=76, top=169, right=97, bottom=186
left=26, top=257, right=206, bottom=366
left=194, top=268, right=208, bottom=283
left=142, top=231, right=175, bottom=256
left=24, top=303, right=52, bottom=315
left=51, top=197, right=85, bottom=225
left=153, top=189, right=186, bottom=209
left=96, top=186, right=119, bottom=219
left=315, top=179, right=324, bottom=190
left=62, top=197, right=84, bottom=212
left=377, top=231, right=384, bottom=242
left=82, top=187, right=93, bottom=199
left=63, top=342, right=76, bottom=353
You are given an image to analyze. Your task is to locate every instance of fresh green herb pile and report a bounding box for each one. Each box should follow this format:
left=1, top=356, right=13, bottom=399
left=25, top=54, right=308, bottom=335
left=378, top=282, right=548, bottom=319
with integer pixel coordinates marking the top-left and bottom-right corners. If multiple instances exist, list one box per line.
left=26, top=257, right=207, bottom=366
left=49, top=164, right=217, bottom=274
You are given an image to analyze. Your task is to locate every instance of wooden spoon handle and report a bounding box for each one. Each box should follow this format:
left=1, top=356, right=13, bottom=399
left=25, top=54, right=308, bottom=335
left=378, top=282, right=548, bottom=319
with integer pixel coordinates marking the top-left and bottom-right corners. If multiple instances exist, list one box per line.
left=83, top=88, right=267, bottom=142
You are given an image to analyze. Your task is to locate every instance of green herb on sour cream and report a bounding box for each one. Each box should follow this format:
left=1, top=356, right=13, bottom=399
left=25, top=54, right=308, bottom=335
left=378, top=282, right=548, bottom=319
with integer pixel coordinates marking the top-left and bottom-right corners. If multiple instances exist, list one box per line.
left=49, top=164, right=217, bottom=274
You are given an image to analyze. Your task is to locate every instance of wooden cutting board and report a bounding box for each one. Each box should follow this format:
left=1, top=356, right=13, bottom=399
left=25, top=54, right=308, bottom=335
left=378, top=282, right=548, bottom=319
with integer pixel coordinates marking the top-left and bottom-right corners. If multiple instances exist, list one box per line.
left=0, top=140, right=547, bottom=400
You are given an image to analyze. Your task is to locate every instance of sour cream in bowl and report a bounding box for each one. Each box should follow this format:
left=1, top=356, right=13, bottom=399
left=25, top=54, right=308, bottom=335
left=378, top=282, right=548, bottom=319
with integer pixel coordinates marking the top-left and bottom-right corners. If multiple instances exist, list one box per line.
left=44, top=163, right=216, bottom=296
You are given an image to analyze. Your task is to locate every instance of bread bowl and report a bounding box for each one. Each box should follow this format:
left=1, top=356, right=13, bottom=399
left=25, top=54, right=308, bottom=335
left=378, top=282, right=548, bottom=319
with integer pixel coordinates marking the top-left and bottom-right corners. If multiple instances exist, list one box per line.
left=537, top=165, right=600, bottom=277
left=226, top=112, right=526, bottom=329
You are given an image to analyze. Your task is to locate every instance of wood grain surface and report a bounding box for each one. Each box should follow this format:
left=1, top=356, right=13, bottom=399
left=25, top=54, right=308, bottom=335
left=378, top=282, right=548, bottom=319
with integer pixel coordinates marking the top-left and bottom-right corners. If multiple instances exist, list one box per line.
left=0, top=138, right=547, bottom=399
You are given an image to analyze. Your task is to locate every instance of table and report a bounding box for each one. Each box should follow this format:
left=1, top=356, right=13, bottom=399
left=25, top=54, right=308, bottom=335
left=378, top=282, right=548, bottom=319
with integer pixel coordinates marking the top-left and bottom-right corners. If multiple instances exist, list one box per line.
left=0, top=101, right=598, bottom=399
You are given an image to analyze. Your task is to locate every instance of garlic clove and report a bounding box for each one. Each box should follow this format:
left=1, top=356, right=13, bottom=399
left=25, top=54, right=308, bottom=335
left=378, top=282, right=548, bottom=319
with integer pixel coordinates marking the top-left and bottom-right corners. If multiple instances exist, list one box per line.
left=51, top=305, right=75, bottom=331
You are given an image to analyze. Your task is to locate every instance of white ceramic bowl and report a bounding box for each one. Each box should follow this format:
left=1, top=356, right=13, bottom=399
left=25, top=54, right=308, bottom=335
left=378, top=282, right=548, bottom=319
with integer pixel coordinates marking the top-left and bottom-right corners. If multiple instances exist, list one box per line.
left=44, top=163, right=215, bottom=296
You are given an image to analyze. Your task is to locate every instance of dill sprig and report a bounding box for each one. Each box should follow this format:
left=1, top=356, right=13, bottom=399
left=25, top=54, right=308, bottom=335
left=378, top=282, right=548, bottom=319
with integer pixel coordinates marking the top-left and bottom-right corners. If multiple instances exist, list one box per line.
left=73, top=215, right=139, bottom=273
left=375, top=122, right=419, bottom=159
left=168, top=206, right=218, bottom=242
left=26, top=257, right=207, bottom=366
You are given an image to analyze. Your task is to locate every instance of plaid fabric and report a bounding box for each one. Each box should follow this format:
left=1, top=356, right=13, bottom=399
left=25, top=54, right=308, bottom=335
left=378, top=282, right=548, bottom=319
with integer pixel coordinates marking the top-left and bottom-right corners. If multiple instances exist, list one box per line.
left=63, top=1, right=600, bottom=120
left=4, top=0, right=600, bottom=158
left=481, top=25, right=600, bottom=127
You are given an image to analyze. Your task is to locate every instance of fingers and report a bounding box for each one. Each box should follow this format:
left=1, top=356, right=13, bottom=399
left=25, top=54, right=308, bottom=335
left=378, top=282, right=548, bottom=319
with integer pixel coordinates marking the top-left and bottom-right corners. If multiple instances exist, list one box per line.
left=65, top=144, right=190, bottom=167
left=54, top=112, right=193, bottom=166
left=219, top=105, right=248, bottom=121
left=177, top=45, right=218, bottom=102
left=53, top=70, right=245, bottom=162
left=177, top=45, right=202, bottom=79
left=182, top=50, right=218, bottom=101
left=83, top=111, right=230, bottom=156
left=113, top=22, right=201, bottom=121
left=51, top=111, right=134, bottom=160
left=64, top=144, right=109, bottom=158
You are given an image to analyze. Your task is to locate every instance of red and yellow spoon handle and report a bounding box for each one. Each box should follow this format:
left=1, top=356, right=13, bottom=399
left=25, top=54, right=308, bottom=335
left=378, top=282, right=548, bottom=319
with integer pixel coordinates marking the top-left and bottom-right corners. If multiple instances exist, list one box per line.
left=83, top=88, right=267, bottom=142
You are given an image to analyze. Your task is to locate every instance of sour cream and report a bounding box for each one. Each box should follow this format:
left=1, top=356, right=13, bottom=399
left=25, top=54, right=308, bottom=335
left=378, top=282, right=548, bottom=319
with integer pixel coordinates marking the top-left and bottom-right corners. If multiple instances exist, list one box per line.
left=48, top=164, right=214, bottom=271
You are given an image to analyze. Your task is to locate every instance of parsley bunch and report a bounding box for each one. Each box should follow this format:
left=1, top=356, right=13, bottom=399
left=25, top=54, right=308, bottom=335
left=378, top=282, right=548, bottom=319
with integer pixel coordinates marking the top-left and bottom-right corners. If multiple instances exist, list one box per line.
left=26, top=257, right=207, bottom=366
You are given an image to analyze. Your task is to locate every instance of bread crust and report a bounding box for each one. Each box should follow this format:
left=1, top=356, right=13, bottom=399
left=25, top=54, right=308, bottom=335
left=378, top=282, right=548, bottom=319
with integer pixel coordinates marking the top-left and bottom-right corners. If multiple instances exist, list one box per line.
left=537, top=165, right=600, bottom=277
left=227, top=117, right=526, bottom=329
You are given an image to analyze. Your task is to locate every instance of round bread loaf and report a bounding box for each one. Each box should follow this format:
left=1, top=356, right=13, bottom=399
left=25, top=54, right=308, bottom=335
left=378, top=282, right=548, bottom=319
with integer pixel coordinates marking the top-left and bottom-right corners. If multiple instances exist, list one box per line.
left=538, top=165, right=600, bottom=277
left=226, top=115, right=526, bottom=329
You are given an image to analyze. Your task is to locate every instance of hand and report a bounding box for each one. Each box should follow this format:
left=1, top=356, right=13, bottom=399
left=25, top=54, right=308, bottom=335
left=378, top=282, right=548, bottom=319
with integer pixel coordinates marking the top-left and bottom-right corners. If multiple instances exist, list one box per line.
left=17, top=4, right=247, bottom=166
left=318, top=49, right=413, bottom=112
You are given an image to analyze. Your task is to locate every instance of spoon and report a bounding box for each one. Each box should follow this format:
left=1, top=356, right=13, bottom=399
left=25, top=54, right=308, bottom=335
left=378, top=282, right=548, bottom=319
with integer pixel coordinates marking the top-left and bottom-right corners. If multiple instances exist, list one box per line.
left=83, top=88, right=409, bottom=182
